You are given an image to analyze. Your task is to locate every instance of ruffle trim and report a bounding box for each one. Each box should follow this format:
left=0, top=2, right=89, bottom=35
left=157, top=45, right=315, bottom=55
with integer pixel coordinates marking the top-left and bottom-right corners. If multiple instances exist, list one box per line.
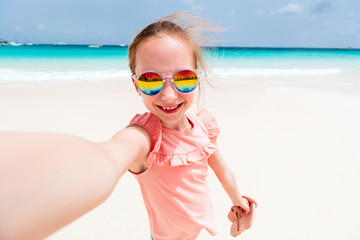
left=129, top=112, right=162, bottom=152
left=129, top=110, right=220, bottom=167
left=196, top=109, right=220, bottom=143
left=147, top=142, right=217, bottom=167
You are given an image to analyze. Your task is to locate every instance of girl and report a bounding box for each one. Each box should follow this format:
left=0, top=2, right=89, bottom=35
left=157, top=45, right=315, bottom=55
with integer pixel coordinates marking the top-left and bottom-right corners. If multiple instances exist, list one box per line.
left=0, top=13, right=256, bottom=240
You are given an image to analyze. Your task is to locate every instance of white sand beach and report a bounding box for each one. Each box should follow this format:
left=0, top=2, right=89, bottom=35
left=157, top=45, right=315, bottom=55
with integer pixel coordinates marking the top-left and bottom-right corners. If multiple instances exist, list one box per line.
left=1, top=75, right=359, bottom=239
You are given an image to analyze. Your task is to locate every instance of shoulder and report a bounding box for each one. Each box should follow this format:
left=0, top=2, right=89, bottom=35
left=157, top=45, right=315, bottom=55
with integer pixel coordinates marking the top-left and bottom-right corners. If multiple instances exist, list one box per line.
left=196, top=108, right=218, bottom=125
left=195, top=108, right=220, bottom=143
left=128, top=112, right=162, bottom=152
left=111, top=124, right=151, bottom=146
left=109, top=124, right=152, bottom=157
left=126, top=112, right=163, bottom=172
left=96, top=124, right=152, bottom=175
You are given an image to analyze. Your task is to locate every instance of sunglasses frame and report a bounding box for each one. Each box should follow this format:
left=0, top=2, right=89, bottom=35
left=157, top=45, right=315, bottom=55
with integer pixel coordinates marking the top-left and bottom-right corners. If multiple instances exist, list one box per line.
left=132, top=69, right=201, bottom=96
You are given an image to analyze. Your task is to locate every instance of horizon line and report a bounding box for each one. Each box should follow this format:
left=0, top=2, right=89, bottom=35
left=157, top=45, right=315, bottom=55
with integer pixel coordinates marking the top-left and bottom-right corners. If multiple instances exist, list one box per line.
left=1, top=43, right=359, bottom=51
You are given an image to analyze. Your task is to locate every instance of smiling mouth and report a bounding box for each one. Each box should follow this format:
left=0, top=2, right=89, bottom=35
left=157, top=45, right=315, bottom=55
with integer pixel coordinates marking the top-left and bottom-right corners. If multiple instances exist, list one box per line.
left=158, top=103, right=183, bottom=113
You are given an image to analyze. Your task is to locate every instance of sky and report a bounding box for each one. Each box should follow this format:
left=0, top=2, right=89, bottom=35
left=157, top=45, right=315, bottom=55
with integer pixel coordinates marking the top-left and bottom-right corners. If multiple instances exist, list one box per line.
left=1, top=0, right=359, bottom=48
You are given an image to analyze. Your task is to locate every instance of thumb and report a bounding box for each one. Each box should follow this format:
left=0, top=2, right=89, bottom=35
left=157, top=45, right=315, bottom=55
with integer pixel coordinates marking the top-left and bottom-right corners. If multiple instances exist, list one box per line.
left=242, top=195, right=257, bottom=208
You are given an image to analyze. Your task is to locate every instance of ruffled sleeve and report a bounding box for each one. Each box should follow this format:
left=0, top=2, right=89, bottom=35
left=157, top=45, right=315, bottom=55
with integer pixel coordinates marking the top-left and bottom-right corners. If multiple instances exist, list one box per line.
left=129, top=112, right=162, bottom=155
left=196, top=108, right=220, bottom=144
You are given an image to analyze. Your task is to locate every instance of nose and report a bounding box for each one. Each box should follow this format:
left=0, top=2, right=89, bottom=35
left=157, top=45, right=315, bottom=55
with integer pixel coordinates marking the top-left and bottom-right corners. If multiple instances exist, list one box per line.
left=160, top=78, right=178, bottom=102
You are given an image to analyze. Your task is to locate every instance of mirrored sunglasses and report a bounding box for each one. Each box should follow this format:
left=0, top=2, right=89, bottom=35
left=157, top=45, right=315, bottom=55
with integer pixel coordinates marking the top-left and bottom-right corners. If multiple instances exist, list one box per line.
left=132, top=69, right=200, bottom=96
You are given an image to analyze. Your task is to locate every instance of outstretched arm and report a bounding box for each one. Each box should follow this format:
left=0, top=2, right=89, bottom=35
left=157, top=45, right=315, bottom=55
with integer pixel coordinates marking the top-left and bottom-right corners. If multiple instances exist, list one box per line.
left=0, top=126, right=150, bottom=240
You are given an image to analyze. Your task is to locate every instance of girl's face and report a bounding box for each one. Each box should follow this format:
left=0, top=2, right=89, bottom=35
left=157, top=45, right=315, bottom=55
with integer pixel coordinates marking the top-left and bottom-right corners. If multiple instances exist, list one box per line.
left=133, top=35, right=197, bottom=130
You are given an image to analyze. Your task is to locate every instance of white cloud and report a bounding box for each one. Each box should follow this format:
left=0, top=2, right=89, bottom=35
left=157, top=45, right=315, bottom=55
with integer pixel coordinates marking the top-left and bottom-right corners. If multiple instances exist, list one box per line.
left=79, top=28, right=87, bottom=34
left=38, top=24, right=46, bottom=30
left=182, top=0, right=204, bottom=11
left=272, top=3, right=304, bottom=15
left=14, top=26, right=23, bottom=32
left=256, top=10, right=265, bottom=16
left=230, top=10, right=236, bottom=16
left=279, top=4, right=304, bottom=14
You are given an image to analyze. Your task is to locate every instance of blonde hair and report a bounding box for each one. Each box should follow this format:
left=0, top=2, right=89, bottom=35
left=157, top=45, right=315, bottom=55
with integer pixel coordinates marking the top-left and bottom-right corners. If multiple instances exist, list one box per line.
left=128, top=12, right=220, bottom=105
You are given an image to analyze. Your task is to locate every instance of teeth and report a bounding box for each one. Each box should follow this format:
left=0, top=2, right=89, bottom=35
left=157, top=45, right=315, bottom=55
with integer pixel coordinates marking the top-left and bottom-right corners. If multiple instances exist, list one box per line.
left=162, top=105, right=178, bottom=110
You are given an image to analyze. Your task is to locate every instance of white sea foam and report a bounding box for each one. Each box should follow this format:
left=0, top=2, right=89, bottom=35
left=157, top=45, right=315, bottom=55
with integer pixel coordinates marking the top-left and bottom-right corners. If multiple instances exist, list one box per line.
left=0, top=67, right=343, bottom=82
left=213, top=67, right=342, bottom=76
left=0, top=69, right=131, bottom=82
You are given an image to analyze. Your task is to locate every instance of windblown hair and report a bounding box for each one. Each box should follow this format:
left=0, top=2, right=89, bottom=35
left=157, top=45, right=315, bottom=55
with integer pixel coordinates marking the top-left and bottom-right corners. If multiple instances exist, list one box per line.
left=128, top=12, right=220, bottom=97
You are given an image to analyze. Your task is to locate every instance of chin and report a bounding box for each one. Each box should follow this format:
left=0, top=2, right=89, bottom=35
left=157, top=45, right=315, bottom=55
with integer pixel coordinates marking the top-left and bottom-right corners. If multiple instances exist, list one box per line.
left=156, top=107, right=189, bottom=128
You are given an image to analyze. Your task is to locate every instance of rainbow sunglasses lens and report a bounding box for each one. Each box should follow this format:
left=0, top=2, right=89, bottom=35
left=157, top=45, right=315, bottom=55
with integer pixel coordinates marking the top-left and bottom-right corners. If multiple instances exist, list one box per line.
left=173, top=70, right=198, bottom=93
left=137, top=70, right=198, bottom=96
left=137, top=72, right=163, bottom=95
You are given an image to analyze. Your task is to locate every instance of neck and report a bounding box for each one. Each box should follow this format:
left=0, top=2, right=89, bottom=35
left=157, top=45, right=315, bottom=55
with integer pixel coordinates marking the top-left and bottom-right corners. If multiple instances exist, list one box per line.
left=161, top=116, right=193, bottom=132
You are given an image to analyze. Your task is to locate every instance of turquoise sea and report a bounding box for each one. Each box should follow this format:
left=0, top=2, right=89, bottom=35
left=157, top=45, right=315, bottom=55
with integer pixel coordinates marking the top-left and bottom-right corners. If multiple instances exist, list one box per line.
left=0, top=45, right=359, bottom=82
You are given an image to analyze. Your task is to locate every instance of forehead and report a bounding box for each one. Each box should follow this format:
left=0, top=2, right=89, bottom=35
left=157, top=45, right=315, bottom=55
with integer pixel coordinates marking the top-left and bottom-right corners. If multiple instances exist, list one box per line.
left=135, top=35, right=195, bottom=74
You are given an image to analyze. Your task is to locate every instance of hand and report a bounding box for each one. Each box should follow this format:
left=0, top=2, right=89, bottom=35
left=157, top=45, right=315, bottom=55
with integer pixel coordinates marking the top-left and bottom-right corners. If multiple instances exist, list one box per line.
left=228, top=195, right=257, bottom=237
left=233, top=195, right=257, bottom=214
left=233, top=196, right=249, bottom=214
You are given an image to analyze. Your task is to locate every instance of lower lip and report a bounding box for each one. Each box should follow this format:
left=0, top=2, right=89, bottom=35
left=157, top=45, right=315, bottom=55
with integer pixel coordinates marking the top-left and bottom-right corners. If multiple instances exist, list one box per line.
left=158, top=103, right=183, bottom=114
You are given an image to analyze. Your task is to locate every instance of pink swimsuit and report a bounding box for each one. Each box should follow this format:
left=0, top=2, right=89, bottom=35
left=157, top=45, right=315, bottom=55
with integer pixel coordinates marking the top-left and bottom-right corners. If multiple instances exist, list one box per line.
left=129, top=109, right=220, bottom=240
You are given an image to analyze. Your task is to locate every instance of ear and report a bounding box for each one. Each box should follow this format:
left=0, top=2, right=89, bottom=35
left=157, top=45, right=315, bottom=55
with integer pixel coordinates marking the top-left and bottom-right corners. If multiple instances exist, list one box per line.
left=131, top=76, right=142, bottom=96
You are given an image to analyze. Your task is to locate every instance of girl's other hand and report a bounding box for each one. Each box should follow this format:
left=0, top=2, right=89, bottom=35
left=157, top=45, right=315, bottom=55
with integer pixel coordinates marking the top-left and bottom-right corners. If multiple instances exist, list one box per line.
left=235, top=196, right=250, bottom=214
left=228, top=195, right=257, bottom=237
left=242, top=195, right=257, bottom=214
left=233, top=195, right=257, bottom=214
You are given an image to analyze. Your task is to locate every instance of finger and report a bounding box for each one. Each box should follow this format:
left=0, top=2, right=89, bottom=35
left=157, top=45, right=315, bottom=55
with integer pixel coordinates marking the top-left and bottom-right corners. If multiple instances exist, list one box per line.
left=241, top=199, right=250, bottom=213
left=243, top=204, right=250, bottom=215
left=242, top=195, right=257, bottom=208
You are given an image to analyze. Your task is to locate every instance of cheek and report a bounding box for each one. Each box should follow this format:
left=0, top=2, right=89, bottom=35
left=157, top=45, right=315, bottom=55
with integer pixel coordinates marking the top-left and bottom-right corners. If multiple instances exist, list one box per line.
left=182, top=90, right=197, bottom=104
left=131, top=78, right=142, bottom=96
left=140, top=94, right=157, bottom=109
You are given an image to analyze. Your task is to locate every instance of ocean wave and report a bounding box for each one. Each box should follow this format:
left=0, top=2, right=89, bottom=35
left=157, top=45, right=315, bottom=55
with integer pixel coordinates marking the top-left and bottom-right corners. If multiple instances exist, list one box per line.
left=0, top=67, right=343, bottom=82
left=213, top=67, right=342, bottom=76
left=0, top=69, right=131, bottom=81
